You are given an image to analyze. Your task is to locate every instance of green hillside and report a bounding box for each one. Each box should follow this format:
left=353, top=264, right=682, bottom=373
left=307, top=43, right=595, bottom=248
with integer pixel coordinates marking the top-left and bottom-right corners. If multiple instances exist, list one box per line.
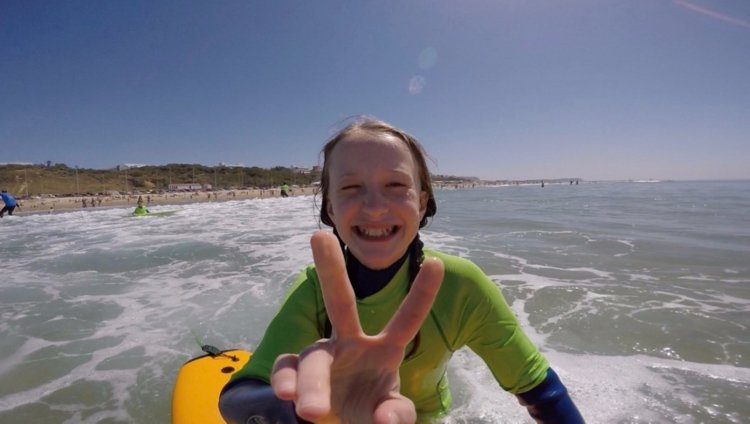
left=0, top=164, right=320, bottom=198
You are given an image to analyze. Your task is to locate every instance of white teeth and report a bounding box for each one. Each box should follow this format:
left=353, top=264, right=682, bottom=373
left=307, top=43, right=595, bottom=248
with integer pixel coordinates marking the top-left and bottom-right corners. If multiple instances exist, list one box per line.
left=359, top=227, right=393, bottom=237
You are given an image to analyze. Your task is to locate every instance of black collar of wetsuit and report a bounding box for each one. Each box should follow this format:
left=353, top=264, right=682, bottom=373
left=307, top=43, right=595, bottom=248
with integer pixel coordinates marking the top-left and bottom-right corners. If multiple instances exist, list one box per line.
left=346, top=250, right=409, bottom=299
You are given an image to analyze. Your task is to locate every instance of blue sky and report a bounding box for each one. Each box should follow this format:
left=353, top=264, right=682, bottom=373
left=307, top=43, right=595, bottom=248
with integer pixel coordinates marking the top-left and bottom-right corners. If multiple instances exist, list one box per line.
left=2, top=0, right=749, bottom=181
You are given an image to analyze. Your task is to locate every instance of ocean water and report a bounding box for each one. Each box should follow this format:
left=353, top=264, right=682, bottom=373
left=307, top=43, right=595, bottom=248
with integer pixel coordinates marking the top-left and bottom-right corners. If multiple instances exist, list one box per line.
left=1, top=180, right=748, bottom=423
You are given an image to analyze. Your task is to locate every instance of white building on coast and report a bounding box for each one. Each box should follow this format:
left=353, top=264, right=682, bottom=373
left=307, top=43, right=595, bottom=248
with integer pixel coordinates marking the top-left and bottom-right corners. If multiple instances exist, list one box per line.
left=168, top=183, right=213, bottom=191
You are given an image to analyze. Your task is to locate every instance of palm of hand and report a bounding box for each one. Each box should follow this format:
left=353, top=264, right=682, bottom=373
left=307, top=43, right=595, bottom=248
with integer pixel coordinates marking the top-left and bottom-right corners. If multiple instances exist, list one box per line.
left=271, top=231, right=444, bottom=424
left=327, top=337, right=406, bottom=422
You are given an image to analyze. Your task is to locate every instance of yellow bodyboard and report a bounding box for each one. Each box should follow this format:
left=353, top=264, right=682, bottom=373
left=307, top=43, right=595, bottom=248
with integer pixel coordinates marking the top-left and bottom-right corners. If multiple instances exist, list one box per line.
left=171, top=349, right=252, bottom=424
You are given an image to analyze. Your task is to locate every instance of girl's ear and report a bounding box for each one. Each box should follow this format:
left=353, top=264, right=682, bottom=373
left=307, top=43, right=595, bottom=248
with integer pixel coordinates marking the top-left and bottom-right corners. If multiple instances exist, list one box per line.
left=326, top=198, right=335, bottom=218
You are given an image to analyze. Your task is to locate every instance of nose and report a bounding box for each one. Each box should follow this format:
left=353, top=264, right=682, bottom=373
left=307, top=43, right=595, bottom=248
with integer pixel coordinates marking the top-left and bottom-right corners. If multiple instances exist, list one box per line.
left=362, top=189, right=388, bottom=216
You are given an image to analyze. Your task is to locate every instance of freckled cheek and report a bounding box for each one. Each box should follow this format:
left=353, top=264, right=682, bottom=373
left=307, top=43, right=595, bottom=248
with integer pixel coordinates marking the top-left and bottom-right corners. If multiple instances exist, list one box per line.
left=388, top=192, right=421, bottom=209
left=330, top=197, right=360, bottom=219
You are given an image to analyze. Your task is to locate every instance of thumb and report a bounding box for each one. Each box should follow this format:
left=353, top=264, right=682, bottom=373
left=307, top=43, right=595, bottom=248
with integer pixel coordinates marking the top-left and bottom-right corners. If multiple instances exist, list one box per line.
left=372, top=394, right=416, bottom=424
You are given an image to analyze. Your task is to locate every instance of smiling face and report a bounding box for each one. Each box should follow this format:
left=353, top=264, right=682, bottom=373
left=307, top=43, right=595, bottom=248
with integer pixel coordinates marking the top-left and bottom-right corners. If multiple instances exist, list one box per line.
left=325, top=131, right=428, bottom=270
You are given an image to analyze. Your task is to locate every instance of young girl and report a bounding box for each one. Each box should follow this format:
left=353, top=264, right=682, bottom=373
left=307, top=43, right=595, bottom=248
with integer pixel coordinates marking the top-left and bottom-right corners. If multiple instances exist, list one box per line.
left=220, top=118, right=584, bottom=423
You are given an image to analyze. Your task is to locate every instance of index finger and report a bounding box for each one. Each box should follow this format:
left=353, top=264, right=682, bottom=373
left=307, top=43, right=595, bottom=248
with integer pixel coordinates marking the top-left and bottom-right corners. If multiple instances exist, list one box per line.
left=310, top=231, right=362, bottom=339
left=382, top=257, right=444, bottom=346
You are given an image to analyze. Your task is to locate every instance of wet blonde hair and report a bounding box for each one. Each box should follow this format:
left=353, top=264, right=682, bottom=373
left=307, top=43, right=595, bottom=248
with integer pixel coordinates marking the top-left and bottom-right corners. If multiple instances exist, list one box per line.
left=318, top=117, right=437, bottom=229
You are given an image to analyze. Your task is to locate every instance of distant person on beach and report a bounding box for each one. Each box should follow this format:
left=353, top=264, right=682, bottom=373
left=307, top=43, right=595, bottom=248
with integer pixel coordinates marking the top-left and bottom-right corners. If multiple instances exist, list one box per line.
left=133, top=197, right=150, bottom=216
left=280, top=182, right=290, bottom=198
left=1, top=190, right=19, bottom=217
left=219, top=118, right=584, bottom=423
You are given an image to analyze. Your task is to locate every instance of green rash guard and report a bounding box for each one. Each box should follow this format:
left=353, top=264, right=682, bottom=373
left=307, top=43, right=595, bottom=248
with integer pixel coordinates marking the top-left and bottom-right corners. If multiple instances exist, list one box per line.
left=231, top=249, right=549, bottom=420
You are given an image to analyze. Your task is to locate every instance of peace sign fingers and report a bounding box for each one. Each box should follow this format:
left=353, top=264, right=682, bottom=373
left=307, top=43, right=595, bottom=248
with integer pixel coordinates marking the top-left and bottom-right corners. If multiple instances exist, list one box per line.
left=381, top=257, right=444, bottom=347
left=310, top=231, right=363, bottom=339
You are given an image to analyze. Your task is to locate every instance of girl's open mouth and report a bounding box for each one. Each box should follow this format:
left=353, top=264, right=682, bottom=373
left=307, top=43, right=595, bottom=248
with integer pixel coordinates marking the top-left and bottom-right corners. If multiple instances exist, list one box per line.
left=355, top=226, right=399, bottom=240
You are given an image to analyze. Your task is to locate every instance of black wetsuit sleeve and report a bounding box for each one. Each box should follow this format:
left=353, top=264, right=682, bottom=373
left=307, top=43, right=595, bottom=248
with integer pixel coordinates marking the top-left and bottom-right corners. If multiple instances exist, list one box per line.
left=219, top=378, right=312, bottom=424
left=516, top=368, right=585, bottom=423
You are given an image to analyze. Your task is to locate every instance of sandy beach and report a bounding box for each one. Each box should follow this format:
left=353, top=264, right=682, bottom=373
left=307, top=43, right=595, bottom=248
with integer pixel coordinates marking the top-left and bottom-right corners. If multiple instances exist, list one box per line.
left=13, top=186, right=318, bottom=215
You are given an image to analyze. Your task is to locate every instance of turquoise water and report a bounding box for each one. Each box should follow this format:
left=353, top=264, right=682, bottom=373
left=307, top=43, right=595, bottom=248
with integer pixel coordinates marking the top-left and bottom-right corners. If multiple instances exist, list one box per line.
left=1, top=180, right=748, bottom=423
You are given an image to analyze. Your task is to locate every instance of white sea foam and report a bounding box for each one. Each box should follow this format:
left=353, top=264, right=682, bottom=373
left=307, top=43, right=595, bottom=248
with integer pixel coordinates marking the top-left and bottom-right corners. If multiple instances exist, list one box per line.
left=1, top=182, right=749, bottom=422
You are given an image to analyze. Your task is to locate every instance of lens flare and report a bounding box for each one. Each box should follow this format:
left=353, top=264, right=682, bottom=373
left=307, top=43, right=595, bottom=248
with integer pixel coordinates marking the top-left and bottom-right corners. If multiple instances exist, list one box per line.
left=408, top=75, right=426, bottom=95
left=418, top=47, right=438, bottom=70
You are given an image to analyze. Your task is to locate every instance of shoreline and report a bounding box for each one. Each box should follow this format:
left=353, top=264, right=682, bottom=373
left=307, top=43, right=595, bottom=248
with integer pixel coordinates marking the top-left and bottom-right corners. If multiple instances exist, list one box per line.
left=8, top=181, right=583, bottom=217
left=13, top=187, right=318, bottom=216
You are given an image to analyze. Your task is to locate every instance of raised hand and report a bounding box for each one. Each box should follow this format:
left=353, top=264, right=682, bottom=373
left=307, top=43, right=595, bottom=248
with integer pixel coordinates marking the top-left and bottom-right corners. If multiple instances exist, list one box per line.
left=271, top=231, right=444, bottom=424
